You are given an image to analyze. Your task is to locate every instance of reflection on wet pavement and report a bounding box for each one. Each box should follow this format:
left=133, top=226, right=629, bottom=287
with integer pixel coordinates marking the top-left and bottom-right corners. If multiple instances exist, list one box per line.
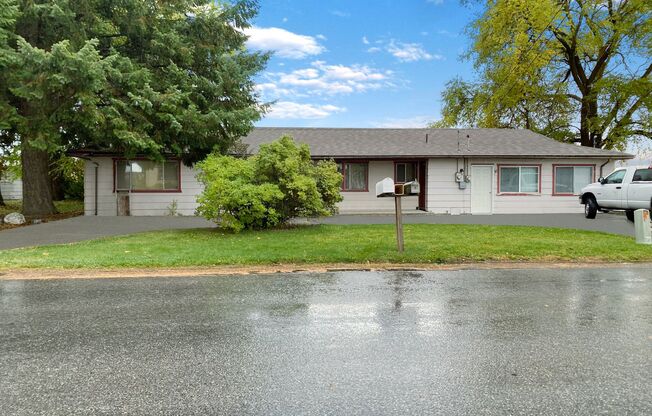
left=1, top=268, right=650, bottom=415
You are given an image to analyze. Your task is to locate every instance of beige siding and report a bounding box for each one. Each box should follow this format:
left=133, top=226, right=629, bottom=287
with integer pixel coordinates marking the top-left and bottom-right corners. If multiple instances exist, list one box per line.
left=425, top=159, right=466, bottom=214
left=337, top=160, right=419, bottom=213
left=84, top=158, right=420, bottom=216
left=84, top=158, right=202, bottom=216
left=426, top=158, right=617, bottom=214
left=85, top=157, right=619, bottom=216
left=0, top=179, right=22, bottom=200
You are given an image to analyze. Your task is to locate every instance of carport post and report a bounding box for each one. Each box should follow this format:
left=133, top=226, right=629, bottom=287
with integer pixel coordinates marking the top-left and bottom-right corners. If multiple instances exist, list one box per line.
left=394, top=196, right=404, bottom=252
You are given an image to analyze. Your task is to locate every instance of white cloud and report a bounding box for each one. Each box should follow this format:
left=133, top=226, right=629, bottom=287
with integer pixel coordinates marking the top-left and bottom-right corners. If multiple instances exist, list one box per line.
left=244, top=27, right=325, bottom=59
left=363, top=37, right=444, bottom=62
left=267, top=102, right=346, bottom=119
left=282, top=17, right=288, bottom=22
left=436, top=29, right=457, bottom=38
left=386, top=40, right=443, bottom=62
left=254, top=82, right=296, bottom=97
left=316, top=34, right=327, bottom=40
left=330, top=10, right=350, bottom=18
left=427, top=0, right=444, bottom=5
left=372, top=115, right=433, bottom=128
left=362, top=36, right=370, bottom=45
left=259, top=61, right=394, bottom=97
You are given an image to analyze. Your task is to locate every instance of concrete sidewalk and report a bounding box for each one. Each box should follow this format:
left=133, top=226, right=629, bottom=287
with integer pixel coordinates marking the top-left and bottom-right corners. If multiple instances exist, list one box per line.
left=0, top=213, right=633, bottom=251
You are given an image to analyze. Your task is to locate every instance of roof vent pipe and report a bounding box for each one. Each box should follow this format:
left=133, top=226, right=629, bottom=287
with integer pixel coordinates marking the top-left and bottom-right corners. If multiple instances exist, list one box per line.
left=425, top=133, right=428, bottom=143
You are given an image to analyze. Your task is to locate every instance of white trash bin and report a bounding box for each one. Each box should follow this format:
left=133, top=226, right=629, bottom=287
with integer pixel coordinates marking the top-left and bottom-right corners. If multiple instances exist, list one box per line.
left=634, top=209, right=652, bottom=244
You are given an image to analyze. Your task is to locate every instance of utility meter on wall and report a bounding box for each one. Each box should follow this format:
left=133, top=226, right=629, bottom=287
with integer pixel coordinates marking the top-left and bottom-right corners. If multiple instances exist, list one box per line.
left=455, top=169, right=468, bottom=189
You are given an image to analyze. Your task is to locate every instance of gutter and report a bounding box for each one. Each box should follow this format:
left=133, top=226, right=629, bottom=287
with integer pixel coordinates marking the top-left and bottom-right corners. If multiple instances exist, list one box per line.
left=599, top=159, right=611, bottom=177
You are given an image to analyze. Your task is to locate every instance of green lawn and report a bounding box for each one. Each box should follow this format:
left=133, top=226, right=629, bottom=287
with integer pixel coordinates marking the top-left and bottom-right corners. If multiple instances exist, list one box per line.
left=1, top=224, right=650, bottom=269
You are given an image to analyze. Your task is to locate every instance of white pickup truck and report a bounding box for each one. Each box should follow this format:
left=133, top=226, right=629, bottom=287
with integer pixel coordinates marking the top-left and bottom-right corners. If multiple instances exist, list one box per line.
left=580, top=166, right=652, bottom=221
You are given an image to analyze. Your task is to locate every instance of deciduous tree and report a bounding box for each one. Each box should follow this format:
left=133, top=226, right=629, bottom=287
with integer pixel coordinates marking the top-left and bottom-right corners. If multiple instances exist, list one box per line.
left=435, top=0, right=651, bottom=150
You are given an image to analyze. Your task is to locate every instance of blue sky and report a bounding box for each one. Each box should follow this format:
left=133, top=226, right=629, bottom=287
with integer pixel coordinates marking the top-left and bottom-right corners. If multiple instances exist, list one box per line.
left=245, top=0, right=483, bottom=128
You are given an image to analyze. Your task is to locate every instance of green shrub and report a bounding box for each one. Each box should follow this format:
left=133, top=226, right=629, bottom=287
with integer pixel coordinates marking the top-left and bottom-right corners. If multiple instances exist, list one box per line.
left=196, top=136, right=342, bottom=232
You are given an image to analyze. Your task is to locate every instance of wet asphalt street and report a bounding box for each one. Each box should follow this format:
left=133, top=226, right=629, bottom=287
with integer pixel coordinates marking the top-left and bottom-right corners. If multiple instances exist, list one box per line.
left=1, top=268, right=651, bottom=415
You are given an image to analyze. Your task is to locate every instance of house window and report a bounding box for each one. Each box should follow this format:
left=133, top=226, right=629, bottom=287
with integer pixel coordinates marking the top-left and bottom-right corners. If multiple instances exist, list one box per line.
left=115, top=160, right=180, bottom=192
left=338, top=162, right=368, bottom=191
left=499, top=166, right=540, bottom=194
left=395, top=162, right=417, bottom=183
left=554, top=165, right=594, bottom=195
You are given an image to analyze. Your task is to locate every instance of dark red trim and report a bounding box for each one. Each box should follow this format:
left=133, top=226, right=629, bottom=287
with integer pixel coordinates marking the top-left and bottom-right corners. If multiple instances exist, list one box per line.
left=113, top=157, right=182, bottom=193
left=497, top=164, right=542, bottom=195
left=418, top=161, right=427, bottom=211
left=551, top=164, right=596, bottom=196
left=336, top=160, right=369, bottom=192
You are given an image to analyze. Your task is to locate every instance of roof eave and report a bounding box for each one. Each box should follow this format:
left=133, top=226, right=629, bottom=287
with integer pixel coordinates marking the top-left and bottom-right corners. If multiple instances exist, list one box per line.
left=310, top=153, right=635, bottom=159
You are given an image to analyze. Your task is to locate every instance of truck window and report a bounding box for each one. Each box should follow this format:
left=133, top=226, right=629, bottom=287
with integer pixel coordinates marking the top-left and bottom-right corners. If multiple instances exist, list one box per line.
left=632, top=169, right=652, bottom=182
left=604, top=169, right=626, bottom=184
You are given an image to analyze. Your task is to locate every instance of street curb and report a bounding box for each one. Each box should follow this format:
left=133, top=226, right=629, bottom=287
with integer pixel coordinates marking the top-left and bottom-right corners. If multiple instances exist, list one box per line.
left=1, top=261, right=651, bottom=280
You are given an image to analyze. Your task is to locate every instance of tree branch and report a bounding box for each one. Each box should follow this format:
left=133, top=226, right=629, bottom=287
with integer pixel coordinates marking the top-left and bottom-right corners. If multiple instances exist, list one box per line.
left=600, top=62, right=652, bottom=133
left=631, top=129, right=652, bottom=139
left=566, top=93, right=582, bottom=102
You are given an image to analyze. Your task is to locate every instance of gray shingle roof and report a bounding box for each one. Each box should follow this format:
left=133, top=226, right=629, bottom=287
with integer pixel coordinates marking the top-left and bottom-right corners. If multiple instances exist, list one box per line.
left=243, top=128, right=633, bottom=159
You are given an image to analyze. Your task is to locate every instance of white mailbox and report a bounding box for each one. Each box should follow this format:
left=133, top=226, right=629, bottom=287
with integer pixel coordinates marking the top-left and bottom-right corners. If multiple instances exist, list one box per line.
left=403, top=181, right=420, bottom=196
left=376, top=177, right=395, bottom=198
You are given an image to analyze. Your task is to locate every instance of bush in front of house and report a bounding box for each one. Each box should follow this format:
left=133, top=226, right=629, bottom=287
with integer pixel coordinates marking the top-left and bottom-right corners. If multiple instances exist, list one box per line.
left=196, top=136, right=343, bottom=232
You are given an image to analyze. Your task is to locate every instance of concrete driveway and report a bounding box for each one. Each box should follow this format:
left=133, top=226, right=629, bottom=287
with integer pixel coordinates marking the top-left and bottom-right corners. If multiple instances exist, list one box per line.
left=0, top=216, right=214, bottom=250
left=1, top=268, right=650, bottom=415
left=0, top=213, right=633, bottom=251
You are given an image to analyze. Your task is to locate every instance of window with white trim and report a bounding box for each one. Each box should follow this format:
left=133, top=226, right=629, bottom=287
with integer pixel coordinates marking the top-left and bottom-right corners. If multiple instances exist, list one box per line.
left=115, top=160, right=180, bottom=192
left=554, top=166, right=594, bottom=195
left=499, top=166, right=540, bottom=194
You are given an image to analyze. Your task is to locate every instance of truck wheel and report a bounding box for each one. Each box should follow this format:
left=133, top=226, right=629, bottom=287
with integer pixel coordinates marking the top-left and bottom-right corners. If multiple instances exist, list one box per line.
left=584, top=197, right=598, bottom=219
left=625, top=210, right=635, bottom=222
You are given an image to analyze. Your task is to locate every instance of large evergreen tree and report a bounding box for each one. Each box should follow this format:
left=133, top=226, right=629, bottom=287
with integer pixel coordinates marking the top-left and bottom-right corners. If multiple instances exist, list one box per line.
left=0, top=0, right=267, bottom=216
left=434, top=0, right=651, bottom=150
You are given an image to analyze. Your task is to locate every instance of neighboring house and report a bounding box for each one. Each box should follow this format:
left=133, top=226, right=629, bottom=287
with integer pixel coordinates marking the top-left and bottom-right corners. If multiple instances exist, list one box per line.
left=72, top=128, right=633, bottom=216
left=0, top=174, right=22, bottom=201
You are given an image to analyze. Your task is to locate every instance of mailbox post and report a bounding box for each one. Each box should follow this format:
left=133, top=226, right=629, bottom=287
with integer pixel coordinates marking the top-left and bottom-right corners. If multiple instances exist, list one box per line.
left=376, top=178, right=420, bottom=252
left=395, top=196, right=404, bottom=251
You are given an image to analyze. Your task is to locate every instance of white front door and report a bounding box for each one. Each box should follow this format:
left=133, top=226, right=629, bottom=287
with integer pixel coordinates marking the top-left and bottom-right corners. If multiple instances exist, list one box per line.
left=471, top=165, right=493, bottom=214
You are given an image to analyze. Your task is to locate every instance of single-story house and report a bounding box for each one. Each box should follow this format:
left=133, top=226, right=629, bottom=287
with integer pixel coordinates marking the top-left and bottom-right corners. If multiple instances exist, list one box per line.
left=72, top=128, right=633, bottom=216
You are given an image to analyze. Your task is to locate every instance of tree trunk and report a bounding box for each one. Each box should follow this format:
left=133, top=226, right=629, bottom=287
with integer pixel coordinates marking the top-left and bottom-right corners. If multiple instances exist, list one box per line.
left=580, top=94, right=602, bottom=147
left=579, top=99, right=592, bottom=147
left=587, top=98, right=601, bottom=148
left=51, top=171, right=66, bottom=201
left=0, top=185, right=5, bottom=206
left=21, top=144, right=57, bottom=216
